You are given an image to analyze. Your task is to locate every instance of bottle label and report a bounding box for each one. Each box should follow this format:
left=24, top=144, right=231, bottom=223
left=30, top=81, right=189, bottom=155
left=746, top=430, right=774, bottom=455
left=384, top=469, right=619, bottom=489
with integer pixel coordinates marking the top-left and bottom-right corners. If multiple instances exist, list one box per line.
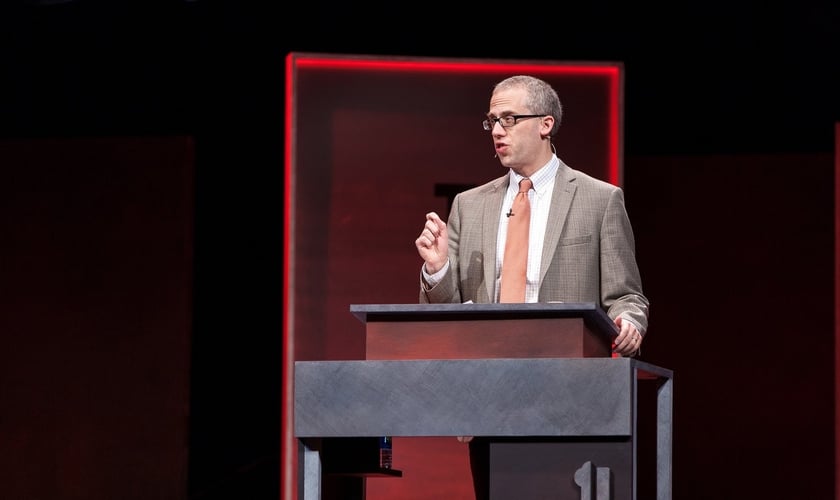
left=379, top=436, right=393, bottom=469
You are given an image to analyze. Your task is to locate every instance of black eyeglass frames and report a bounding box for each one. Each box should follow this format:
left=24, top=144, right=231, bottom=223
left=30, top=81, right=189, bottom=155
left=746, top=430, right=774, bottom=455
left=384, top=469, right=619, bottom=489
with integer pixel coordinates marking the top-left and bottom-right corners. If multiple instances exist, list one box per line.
left=482, top=114, right=545, bottom=131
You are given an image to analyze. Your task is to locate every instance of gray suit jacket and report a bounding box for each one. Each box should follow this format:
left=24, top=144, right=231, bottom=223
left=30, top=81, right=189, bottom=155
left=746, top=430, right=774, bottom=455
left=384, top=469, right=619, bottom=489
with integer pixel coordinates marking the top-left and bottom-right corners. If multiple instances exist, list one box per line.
left=420, top=159, right=650, bottom=333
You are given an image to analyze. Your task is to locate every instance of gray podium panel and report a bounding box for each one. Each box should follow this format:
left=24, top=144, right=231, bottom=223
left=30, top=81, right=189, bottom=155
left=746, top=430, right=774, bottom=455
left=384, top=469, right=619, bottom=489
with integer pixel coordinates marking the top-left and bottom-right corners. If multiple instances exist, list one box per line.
left=296, top=358, right=633, bottom=438
left=294, top=357, right=673, bottom=500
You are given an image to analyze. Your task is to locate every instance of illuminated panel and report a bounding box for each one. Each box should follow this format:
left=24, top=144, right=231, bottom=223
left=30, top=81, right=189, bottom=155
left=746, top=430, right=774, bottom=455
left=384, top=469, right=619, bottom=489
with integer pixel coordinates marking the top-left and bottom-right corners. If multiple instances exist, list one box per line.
left=836, top=122, right=840, bottom=500
left=283, top=52, right=624, bottom=500
left=292, top=55, right=621, bottom=185
left=281, top=53, right=295, bottom=500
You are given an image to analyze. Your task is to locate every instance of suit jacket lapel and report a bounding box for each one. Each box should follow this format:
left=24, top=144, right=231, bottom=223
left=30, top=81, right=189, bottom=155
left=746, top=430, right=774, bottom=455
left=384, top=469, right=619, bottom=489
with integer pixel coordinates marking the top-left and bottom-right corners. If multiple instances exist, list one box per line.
left=482, top=175, right=508, bottom=301
left=540, top=161, right=576, bottom=284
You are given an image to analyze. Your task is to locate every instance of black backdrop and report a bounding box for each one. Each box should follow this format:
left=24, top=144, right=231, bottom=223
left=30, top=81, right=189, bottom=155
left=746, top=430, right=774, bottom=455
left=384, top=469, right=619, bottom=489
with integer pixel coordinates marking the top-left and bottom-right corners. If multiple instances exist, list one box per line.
left=1, top=3, right=838, bottom=499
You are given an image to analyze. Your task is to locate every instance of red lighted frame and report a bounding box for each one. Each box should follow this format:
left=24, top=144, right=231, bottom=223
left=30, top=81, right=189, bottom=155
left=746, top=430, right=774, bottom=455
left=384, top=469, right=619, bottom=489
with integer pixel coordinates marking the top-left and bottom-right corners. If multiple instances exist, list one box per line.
left=835, top=122, right=840, bottom=500
left=281, top=52, right=622, bottom=499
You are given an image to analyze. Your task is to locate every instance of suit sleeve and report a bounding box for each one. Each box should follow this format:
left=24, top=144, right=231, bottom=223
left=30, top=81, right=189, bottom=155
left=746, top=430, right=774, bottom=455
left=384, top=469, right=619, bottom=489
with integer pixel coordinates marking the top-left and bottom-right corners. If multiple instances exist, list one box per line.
left=599, top=187, right=650, bottom=333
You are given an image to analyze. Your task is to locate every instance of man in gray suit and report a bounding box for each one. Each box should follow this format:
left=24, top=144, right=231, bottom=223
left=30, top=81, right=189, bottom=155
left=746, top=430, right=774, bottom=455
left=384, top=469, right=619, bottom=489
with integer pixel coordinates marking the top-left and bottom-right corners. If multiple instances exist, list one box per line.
left=413, top=73, right=651, bottom=500
left=415, top=74, right=649, bottom=355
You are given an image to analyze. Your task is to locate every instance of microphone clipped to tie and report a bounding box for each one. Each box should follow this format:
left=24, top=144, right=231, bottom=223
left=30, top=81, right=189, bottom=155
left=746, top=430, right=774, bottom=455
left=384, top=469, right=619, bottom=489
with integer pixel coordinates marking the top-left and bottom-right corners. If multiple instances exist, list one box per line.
left=506, top=208, right=514, bottom=217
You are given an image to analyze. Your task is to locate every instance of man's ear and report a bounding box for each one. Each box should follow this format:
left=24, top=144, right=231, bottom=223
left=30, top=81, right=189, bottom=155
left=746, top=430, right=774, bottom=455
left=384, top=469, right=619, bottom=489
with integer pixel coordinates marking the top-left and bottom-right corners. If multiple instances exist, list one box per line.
left=541, top=115, right=554, bottom=136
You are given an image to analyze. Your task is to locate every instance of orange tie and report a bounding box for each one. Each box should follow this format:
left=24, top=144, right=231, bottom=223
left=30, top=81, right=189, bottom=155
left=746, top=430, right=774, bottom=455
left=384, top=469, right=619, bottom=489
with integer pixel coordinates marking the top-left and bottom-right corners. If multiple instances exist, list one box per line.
left=500, top=178, right=532, bottom=303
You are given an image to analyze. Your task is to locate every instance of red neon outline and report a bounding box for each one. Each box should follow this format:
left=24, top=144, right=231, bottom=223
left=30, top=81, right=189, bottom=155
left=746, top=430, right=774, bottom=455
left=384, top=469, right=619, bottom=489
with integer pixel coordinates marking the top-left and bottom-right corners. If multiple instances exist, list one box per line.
left=281, top=52, right=295, bottom=500
left=295, top=57, right=619, bottom=76
left=291, top=54, right=621, bottom=185
left=835, top=122, right=840, bottom=500
left=281, top=53, right=623, bottom=499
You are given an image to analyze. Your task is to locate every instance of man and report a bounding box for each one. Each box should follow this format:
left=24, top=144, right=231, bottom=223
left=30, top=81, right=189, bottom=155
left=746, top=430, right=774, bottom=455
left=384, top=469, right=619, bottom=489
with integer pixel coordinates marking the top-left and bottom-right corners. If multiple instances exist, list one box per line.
left=414, top=74, right=649, bottom=352
left=414, top=75, right=650, bottom=498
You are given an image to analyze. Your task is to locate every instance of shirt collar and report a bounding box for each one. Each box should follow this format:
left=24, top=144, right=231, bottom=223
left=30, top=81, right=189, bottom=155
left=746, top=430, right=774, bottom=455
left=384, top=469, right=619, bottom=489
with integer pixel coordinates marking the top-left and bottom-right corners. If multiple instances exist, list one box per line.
left=509, top=154, right=559, bottom=194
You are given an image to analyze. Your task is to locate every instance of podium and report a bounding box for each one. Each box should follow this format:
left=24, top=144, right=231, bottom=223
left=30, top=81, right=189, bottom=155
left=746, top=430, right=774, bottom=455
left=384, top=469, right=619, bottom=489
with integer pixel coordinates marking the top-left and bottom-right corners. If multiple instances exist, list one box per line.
left=294, top=303, right=673, bottom=499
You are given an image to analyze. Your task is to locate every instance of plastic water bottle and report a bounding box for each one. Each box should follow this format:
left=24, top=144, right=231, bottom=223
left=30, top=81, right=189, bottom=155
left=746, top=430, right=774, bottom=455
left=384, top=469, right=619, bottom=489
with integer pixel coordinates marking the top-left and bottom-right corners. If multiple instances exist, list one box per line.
left=379, top=436, right=393, bottom=469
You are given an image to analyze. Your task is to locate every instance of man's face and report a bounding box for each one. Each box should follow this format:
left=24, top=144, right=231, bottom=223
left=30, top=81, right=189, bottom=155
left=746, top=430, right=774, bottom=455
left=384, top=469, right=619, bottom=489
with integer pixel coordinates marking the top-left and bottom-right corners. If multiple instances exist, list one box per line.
left=487, top=86, right=549, bottom=175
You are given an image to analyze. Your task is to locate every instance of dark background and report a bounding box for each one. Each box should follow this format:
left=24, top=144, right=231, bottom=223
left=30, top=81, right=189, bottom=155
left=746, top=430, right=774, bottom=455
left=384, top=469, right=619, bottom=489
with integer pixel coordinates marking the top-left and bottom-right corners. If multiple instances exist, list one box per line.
left=4, top=3, right=838, bottom=154
left=1, top=2, right=838, bottom=499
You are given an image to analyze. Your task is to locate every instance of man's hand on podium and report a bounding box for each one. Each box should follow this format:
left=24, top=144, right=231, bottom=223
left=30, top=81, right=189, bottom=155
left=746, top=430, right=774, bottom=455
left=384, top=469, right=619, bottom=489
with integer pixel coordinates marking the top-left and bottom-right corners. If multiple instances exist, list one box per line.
left=612, top=315, right=644, bottom=357
left=457, top=436, right=473, bottom=443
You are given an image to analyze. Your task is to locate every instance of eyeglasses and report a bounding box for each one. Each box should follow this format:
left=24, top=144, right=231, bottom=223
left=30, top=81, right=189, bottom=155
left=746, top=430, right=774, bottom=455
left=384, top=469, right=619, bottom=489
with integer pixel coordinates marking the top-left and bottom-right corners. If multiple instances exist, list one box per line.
left=482, top=114, right=544, bottom=131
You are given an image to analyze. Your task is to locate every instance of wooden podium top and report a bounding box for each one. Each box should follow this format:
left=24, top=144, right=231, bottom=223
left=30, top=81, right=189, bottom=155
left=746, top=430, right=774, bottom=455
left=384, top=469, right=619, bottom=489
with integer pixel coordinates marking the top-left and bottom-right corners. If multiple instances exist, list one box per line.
left=351, top=303, right=619, bottom=359
left=350, top=302, right=616, bottom=335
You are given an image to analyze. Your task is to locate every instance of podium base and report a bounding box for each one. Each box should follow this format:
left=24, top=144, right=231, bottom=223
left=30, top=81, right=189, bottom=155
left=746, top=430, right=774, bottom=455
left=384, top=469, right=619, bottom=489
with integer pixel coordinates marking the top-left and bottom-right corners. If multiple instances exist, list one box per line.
left=488, top=438, right=632, bottom=500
